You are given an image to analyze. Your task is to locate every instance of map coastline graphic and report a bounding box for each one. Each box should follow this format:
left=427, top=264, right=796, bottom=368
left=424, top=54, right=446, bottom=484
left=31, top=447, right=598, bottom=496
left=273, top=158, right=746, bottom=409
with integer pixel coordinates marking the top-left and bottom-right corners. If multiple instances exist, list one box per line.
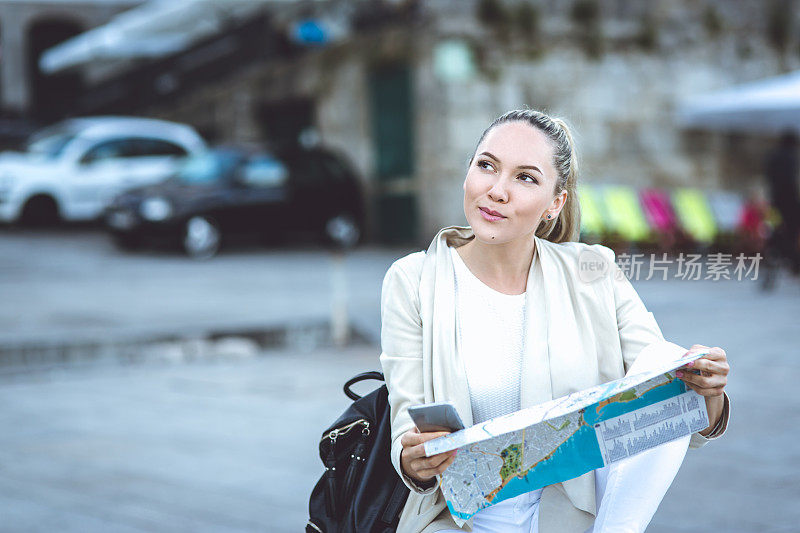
left=424, top=350, right=711, bottom=525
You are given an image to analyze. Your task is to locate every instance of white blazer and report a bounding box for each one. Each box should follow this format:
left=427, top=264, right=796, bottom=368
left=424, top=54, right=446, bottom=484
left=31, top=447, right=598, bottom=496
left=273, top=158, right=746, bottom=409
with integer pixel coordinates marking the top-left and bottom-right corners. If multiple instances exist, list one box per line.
left=379, top=225, right=730, bottom=533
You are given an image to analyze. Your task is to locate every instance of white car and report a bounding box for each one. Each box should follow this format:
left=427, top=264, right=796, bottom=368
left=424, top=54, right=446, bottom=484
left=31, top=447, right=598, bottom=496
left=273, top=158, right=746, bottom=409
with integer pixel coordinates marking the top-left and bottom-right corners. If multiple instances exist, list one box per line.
left=0, top=116, right=207, bottom=225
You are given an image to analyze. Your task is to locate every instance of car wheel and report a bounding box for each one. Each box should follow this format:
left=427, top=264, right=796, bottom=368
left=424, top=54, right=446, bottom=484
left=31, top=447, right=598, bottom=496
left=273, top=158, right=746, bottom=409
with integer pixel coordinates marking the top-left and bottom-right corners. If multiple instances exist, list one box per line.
left=20, top=195, right=60, bottom=227
left=324, top=212, right=361, bottom=248
left=183, top=216, right=221, bottom=259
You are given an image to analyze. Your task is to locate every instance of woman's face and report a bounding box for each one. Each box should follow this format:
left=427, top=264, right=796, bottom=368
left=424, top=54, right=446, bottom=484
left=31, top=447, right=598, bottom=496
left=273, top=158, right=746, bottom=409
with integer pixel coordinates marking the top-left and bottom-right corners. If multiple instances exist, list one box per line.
left=463, top=121, right=567, bottom=245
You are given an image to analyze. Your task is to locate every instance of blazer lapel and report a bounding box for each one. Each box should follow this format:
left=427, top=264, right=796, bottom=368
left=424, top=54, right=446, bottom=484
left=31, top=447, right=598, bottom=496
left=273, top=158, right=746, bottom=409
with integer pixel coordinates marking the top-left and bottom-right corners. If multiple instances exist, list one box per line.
left=421, top=225, right=474, bottom=428
left=520, top=234, right=554, bottom=408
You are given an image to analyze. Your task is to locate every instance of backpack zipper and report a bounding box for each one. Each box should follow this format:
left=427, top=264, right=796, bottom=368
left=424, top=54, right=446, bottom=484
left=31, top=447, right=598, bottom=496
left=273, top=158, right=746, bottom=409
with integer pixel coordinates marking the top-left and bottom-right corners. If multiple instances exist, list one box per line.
left=321, top=419, right=370, bottom=444
left=322, top=418, right=370, bottom=519
left=341, top=423, right=371, bottom=505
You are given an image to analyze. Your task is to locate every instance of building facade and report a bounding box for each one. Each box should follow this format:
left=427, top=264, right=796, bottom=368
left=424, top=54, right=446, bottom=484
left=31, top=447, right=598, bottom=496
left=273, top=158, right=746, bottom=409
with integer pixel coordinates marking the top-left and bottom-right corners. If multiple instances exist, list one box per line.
left=23, top=0, right=800, bottom=244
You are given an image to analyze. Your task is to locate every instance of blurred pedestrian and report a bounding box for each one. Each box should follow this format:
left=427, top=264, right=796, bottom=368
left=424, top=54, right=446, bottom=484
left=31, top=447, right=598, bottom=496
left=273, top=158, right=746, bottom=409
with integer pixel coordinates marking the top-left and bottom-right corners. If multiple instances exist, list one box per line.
left=380, top=109, right=730, bottom=533
left=764, top=130, right=800, bottom=275
left=737, top=187, right=771, bottom=256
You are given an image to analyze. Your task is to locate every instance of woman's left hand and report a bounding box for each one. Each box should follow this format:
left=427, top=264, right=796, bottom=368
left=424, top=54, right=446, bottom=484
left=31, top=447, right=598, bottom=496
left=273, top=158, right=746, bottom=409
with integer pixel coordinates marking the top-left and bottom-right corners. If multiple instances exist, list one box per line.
left=677, top=344, right=729, bottom=434
left=677, top=344, right=729, bottom=397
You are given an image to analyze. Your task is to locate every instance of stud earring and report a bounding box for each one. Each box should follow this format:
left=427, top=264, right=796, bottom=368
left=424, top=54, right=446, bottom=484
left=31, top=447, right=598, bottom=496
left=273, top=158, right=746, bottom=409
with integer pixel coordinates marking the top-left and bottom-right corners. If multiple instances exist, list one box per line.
left=546, top=214, right=552, bottom=220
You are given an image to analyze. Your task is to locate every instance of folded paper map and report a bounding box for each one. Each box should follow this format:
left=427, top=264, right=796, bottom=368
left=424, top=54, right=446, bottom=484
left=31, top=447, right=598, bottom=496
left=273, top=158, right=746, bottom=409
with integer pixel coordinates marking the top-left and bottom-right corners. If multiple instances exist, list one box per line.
left=423, top=349, right=710, bottom=525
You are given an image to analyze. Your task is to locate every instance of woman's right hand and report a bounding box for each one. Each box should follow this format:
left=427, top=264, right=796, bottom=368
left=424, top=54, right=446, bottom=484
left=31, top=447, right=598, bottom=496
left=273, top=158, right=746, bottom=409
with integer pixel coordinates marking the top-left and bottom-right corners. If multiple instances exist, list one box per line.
left=400, top=427, right=457, bottom=484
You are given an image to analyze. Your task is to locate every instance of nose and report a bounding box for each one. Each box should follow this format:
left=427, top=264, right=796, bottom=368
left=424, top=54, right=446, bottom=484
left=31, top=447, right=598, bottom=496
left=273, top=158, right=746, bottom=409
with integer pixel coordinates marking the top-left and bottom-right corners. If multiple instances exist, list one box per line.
left=487, top=176, right=509, bottom=203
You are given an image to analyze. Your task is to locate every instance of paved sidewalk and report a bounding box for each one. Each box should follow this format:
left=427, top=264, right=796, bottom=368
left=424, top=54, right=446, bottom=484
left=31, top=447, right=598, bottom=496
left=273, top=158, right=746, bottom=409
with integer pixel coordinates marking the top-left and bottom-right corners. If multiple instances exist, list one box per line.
left=2, top=227, right=799, bottom=531
left=0, top=345, right=380, bottom=532
left=0, top=308, right=798, bottom=532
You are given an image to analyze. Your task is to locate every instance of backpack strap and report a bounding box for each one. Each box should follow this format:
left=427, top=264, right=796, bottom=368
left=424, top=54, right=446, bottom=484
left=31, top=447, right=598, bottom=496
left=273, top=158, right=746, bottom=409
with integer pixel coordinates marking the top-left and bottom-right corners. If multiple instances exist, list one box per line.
left=343, top=371, right=384, bottom=400
left=381, top=478, right=410, bottom=525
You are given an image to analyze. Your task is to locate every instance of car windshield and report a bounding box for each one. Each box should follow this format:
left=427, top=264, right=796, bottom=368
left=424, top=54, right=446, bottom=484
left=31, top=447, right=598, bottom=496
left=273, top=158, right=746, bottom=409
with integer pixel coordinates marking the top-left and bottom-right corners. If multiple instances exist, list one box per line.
left=174, top=152, right=239, bottom=184
left=25, top=126, right=77, bottom=159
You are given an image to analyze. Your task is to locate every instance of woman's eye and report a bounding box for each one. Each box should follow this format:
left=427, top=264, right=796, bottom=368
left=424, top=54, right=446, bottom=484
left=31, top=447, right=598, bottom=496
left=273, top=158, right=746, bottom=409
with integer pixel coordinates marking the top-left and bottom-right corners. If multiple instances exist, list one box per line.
left=476, top=160, right=537, bottom=183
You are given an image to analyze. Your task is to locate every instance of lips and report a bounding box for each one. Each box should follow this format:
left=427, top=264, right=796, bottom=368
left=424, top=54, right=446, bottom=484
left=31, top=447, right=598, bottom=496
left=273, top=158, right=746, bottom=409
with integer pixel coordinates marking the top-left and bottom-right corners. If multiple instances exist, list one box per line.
left=479, top=207, right=505, bottom=218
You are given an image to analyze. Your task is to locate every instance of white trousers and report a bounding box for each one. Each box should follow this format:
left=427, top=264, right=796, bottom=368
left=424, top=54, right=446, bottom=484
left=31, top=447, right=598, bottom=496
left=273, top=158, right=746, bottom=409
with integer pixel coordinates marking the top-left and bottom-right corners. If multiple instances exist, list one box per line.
left=438, top=434, right=689, bottom=533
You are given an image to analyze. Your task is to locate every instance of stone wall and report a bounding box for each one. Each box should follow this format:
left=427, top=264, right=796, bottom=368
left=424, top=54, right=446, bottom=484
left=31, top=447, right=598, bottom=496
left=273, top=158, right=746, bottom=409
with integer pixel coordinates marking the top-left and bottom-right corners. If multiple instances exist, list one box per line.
left=148, top=0, right=800, bottom=243
left=409, top=0, right=800, bottom=239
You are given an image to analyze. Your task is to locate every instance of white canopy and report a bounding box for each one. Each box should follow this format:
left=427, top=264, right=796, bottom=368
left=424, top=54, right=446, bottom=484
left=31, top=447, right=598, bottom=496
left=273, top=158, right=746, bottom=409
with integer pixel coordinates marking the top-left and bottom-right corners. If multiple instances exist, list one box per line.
left=675, top=70, right=800, bottom=134
left=39, top=0, right=298, bottom=74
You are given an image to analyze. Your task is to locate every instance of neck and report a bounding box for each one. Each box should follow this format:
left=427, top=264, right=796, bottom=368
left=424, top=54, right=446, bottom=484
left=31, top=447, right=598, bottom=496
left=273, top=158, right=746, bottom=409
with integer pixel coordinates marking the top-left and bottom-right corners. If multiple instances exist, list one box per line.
left=456, top=231, right=536, bottom=292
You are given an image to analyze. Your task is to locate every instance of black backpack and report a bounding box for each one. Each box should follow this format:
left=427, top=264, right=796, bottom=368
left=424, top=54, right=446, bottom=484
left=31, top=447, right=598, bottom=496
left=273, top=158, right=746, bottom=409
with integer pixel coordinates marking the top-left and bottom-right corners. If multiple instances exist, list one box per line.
left=306, top=371, right=410, bottom=533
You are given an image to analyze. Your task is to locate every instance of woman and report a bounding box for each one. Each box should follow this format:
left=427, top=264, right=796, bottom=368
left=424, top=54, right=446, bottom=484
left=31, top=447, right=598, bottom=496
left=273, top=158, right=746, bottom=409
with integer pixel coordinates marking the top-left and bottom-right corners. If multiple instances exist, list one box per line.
left=379, top=109, right=730, bottom=533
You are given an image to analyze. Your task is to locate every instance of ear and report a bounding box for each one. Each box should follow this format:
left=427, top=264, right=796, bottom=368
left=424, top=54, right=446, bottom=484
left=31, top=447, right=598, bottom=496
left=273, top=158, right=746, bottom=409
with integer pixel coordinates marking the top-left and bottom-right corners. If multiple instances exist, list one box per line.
left=546, top=189, right=568, bottom=218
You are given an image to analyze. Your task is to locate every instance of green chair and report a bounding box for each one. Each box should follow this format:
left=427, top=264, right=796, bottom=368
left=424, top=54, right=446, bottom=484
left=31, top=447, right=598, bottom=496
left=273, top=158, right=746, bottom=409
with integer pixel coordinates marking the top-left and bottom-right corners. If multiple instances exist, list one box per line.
left=672, top=188, right=717, bottom=244
left=601, top=185, right=651, bottom=243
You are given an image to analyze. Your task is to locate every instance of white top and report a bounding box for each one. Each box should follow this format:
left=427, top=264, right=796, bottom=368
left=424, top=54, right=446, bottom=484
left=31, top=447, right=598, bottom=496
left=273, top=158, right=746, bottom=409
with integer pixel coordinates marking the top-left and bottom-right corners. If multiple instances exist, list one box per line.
left=449, top=244, right=544, bottom=517
left=450, top=245, right=528, bottom=425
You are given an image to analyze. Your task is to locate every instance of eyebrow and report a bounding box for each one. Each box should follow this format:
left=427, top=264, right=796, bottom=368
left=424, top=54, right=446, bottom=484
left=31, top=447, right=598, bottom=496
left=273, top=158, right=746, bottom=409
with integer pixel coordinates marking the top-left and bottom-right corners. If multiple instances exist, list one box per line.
left=479, top=151, right=544, bottom=176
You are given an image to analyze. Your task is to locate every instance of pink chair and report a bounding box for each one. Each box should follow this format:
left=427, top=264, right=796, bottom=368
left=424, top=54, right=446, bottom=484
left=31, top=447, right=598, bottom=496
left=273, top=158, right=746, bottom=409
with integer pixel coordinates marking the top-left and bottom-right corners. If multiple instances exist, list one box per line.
left=639, top=188, right=682, bottom=252
left=640, top=188, right=678, bottom=233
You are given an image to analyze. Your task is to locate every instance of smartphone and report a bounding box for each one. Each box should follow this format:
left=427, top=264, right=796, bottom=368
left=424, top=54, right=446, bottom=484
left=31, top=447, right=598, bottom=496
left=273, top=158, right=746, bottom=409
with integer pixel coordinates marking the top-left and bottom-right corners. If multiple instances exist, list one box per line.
left=408, top=401, right=465, bottom=433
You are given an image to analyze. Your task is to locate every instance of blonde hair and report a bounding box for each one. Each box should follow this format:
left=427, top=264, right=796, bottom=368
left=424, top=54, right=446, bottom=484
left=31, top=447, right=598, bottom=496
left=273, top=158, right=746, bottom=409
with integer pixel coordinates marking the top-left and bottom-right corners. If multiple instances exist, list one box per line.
left=468, top=109, right=581, bottom=243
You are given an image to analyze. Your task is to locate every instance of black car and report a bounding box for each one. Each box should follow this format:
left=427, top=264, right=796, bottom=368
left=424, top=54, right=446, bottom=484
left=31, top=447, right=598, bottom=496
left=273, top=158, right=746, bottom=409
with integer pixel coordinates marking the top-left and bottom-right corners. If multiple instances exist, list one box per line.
left=104, top=147, right=365, bottom=258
